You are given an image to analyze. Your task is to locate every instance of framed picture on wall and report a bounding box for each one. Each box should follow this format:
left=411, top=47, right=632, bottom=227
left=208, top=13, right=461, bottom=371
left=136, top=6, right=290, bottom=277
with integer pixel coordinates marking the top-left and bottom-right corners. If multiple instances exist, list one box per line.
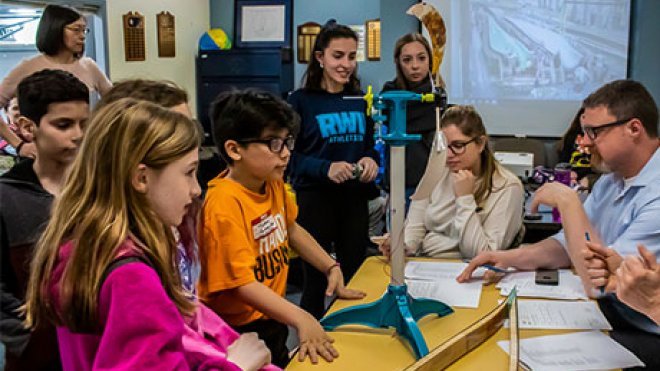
left=235, top=0, right=292, bottom=48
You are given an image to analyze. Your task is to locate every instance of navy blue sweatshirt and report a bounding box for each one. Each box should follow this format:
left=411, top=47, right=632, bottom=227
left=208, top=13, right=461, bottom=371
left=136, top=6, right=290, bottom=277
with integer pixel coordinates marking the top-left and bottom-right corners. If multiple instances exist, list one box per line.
left=287, top=89, right=379, bottom=194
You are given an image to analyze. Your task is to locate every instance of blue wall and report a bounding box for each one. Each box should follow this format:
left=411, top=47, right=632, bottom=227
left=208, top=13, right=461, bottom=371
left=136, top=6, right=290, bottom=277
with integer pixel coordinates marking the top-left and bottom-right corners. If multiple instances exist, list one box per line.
left=292, top=0, right=379, bottom=89
left=629, top=0, right=660, bottom=106
left=209, top=0, right=417, bottom=91
left=291, top=0, right=419, bottom=90
left=209, top=0, right=235, bottom=42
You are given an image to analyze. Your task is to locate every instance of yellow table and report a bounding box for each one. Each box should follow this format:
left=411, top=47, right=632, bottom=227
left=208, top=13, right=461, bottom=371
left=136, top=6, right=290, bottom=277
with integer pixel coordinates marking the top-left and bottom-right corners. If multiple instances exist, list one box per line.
left=286, top=256, right=579, bottom=371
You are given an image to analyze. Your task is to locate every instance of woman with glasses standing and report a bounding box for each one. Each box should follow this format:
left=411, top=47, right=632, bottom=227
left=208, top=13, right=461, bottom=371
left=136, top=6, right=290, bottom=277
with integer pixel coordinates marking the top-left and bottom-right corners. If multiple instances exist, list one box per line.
left=0, top=4, right=111, bottom=158
left=379, top=105, right=524, bottom=259
left=287, top=20, right=379, bottom=319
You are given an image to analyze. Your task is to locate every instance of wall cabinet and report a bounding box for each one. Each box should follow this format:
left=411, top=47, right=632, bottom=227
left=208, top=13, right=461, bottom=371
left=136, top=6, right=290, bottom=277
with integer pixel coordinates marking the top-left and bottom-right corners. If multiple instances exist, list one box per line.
left=196, top=48, right=294, bottom=144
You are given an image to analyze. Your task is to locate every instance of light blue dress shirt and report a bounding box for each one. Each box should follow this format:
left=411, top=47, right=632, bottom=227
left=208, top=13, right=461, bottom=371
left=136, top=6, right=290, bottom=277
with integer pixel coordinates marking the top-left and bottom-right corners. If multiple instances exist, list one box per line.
left=553, top=148, right=660, bottom=334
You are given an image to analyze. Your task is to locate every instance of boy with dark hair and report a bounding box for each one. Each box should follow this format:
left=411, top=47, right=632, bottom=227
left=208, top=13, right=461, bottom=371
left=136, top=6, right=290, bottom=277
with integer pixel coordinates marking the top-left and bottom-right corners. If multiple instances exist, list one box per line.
left=199, top=90, right=366, bottom=367
left=0, top=69, right=89, bottom=370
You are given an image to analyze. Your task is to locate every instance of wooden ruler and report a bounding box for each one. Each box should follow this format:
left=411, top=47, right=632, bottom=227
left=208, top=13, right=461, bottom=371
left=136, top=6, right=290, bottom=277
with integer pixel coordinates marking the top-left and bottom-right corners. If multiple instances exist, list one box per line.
left=406, top=289, right=520, bottom=371
left=508, top=291, right=521, bottom=370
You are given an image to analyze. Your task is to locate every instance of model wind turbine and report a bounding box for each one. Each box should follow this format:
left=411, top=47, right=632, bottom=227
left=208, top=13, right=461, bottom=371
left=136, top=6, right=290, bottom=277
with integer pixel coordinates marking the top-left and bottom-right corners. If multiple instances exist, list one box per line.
left=320, top=6, right=522, bottom=364
left=321, top=3, right=453, bottom=359
left=318, top=3, right=454, bottom=359
left=320, top=85, right=450, bottom=359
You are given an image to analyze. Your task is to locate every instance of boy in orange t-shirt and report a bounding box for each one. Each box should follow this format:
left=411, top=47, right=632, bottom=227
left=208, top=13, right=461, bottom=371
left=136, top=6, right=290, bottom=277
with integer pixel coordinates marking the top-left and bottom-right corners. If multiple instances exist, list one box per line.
left=199, top=90, right=366, bottom=368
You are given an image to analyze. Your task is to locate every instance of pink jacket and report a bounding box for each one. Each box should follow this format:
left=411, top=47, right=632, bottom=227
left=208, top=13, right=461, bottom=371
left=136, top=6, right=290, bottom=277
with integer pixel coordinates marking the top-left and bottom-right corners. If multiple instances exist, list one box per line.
left=50, top=239, right=281, bottom=371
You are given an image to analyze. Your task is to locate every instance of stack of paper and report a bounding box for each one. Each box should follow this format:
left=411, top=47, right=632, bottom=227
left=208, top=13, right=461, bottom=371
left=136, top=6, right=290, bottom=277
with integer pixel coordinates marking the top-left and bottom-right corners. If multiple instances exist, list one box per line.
left=498, top=331, right=644, bottom=370
left=497, top=270, right=588, bottom=300
left=405, top=261, right=485, bottom=280
left=510, top=300, right=611, bottom=330
left=403, top=261, right=483, bottom=308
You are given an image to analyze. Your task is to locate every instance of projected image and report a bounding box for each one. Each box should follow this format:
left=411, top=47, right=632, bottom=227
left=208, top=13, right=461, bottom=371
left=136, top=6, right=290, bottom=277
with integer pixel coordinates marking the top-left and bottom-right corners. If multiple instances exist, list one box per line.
left=457, top=0, right=630, bottom=101
left=0, top=5, right=41, bottom=47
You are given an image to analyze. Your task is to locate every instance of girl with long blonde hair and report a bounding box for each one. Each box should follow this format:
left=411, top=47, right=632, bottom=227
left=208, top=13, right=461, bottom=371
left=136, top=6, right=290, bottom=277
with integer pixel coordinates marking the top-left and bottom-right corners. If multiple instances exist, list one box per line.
left=24, top=98, right=272, bottom=370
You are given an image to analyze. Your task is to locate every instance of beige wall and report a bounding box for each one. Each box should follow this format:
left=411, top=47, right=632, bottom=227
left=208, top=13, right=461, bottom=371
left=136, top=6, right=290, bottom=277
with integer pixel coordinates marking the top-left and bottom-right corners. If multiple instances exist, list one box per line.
left=106, top=0, right=209, bottom=117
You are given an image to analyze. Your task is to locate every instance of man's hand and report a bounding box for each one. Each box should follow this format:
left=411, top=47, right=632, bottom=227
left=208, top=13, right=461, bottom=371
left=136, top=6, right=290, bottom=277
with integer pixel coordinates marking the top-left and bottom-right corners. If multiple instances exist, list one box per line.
left=616, top=245, right=660, bottom=325
left=357, top=157, right=378, bottom=183
left=530, top=182, right=579, bottom=214
left=585, top=241, right=622, bottom=292
left=451, top=169, right=475, bottom=197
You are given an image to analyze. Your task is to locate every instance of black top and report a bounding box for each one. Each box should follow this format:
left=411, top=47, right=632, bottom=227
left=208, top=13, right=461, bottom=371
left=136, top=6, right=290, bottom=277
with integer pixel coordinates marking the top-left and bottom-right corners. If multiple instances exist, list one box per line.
left=0, top=158, right=55, bottom=358
left=381, top=78, right=438, bottom=189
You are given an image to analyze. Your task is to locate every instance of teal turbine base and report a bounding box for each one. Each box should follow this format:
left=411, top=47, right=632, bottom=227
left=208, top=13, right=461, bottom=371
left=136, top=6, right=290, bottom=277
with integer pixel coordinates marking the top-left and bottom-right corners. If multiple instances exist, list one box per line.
left=320, top=284, right=453, bottom=359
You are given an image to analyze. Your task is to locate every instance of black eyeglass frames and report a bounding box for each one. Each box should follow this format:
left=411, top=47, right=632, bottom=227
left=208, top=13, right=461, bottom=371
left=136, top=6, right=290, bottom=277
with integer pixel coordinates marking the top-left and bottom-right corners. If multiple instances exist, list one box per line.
left=581, top=117, right=633, bottom=140
left=237, top=135, right=295, bottom=153
left=447, top=136, right=479, bottom=155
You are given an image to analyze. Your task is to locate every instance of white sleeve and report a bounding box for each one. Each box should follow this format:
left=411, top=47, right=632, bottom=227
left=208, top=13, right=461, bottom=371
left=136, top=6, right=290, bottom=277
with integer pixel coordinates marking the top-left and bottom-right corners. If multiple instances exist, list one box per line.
left=404, top=197, right=430, bottom=254
left=455, top=182, right=524, bottom=259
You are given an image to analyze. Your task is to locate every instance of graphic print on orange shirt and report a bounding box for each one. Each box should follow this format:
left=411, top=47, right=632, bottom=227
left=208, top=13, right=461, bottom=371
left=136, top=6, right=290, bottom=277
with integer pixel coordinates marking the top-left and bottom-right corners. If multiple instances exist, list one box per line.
left=251, top=210, right=290, bottom=282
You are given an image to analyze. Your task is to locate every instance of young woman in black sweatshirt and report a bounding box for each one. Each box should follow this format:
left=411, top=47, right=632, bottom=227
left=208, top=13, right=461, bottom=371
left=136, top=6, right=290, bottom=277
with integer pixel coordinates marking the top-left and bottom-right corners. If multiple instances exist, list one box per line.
left=287, top=20, right=379, bottom=319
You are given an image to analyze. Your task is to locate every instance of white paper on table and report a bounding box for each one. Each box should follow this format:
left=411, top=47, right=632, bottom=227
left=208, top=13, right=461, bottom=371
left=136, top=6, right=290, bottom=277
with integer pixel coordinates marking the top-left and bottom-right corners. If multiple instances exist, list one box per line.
left=497, top=331, right=644, bottom=370
left=497, top=270, right=588, bottom=300
left=402, top=261, right=483, bottom=308
left=505, top=300, right=611, bottom=330
left=404, top=261, right=486, bottom=280
left=405, top=278, right=482, bottom=308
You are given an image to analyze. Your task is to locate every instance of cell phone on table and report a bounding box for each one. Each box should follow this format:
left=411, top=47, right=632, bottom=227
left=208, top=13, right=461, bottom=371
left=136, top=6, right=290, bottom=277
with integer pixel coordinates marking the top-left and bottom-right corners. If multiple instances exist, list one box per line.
left=535, top=269, right=559, bottom=286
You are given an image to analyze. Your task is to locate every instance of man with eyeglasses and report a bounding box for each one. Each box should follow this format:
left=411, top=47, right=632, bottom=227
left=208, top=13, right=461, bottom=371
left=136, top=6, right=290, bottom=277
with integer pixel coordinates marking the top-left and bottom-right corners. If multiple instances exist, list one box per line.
left=459, top=79, right=659, bottom=366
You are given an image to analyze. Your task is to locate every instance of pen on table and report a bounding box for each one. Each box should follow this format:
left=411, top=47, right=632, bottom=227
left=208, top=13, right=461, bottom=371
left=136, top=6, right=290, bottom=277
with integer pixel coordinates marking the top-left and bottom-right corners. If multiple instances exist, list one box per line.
left=585, top=232, right=605, bottom=294
left=481, top=264, right=509, bottom=274
left=462, top=259, right=512, bottom=274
